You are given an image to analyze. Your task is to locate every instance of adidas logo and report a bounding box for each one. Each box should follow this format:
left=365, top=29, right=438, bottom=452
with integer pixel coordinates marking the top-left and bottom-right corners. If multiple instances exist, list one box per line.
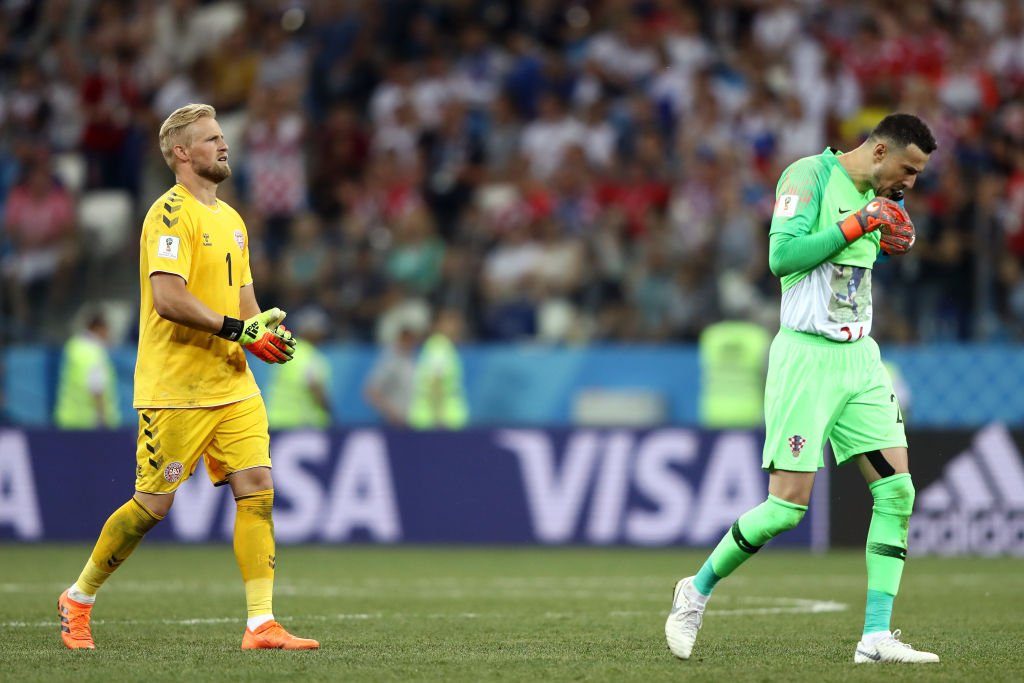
left=909, top=422, right=1024, bottom=556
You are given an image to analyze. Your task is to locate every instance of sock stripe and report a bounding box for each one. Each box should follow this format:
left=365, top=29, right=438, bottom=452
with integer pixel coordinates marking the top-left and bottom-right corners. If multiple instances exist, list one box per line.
left=867, top=541, right=906, bottom=561
left=731, top=521, right=763, bottom=554
left=130, top=497, right=165, bottom=522
left=234, top=489, right=274, bottom=502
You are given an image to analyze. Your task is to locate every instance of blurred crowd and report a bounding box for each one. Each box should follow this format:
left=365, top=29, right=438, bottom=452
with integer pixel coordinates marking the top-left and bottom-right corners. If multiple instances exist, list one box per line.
left=4, top=0, right=1024, bottom=345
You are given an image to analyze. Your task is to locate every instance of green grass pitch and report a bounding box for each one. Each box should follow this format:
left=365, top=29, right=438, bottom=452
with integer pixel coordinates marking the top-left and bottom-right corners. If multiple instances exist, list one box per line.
left=1, top=545, right=1021, bottom=682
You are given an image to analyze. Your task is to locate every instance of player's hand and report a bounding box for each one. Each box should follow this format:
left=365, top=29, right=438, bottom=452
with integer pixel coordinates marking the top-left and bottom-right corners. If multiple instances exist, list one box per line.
left=275, top=324, right=298, bottom=363
left=240, top=308, right=294, bottom=364
left=878, top=218, right=916, bottom=255
left=837, top=197, right=913, bottom=244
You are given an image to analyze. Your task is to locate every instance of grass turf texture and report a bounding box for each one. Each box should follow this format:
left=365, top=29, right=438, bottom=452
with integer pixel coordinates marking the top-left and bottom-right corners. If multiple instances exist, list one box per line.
left=0, top=546, right=1021, bottom=682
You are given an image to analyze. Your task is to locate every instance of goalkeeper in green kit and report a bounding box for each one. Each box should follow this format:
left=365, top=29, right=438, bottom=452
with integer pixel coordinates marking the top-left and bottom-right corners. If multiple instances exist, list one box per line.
left=666, top=114, right=939, bottom=664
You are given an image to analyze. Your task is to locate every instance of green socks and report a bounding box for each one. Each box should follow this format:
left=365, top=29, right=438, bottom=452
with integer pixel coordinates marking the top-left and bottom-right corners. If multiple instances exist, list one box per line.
left=693, top=495, right=808, bottom=596
left=689, top=472, right=915, bottom=638
left=863, top=473, right=915, bottom=634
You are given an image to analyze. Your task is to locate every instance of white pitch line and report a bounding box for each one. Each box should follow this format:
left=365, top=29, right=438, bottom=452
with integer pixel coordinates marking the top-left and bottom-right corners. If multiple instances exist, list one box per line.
left=0, top=598, right=846, bottom=629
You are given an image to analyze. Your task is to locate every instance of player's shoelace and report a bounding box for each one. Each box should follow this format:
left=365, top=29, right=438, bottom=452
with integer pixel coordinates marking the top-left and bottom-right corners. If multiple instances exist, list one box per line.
left=671, top=606, right=703, bottom=631
left=886, top=629, right=912, bottom=650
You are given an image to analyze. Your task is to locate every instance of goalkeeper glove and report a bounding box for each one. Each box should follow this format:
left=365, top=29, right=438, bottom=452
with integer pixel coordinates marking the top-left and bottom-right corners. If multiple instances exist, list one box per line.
left=216, top=308, right=296, bottom=364
left=837, top=197, right=916, bottom=255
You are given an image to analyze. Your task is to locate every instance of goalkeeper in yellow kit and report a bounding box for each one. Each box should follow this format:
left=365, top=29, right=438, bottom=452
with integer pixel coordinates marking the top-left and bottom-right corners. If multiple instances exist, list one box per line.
left=57, top=103, right=318, bottom=651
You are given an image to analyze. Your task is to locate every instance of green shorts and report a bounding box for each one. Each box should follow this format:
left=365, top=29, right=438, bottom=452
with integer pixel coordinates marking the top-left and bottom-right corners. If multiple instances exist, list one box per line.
left=762, top=327, right=907, bottom=472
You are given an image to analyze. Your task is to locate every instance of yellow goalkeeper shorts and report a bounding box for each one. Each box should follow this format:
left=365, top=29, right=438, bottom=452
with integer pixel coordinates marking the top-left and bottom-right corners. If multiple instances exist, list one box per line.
left=134, top=395, right=271, bottom=494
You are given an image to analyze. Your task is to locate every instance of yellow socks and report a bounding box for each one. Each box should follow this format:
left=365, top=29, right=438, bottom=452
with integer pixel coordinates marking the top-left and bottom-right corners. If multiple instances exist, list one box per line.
left=233, top=489, right=275, bottom=620
left=73, top=498, right=163, bottom=599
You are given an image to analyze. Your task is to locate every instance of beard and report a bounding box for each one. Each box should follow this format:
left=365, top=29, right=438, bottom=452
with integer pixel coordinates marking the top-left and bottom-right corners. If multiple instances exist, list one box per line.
left=197, top=161, right=232, bottom=184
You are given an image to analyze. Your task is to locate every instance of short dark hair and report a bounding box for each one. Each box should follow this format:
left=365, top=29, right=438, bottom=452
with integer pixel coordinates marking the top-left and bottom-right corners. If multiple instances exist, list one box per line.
left=869, top=113, right=937, bottom=154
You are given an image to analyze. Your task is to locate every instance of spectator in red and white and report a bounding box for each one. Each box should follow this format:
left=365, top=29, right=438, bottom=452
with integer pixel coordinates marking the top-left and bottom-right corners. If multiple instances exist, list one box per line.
left=2, top=157, right=78, bottom=335
left=243, top=88, right=307, bottom=254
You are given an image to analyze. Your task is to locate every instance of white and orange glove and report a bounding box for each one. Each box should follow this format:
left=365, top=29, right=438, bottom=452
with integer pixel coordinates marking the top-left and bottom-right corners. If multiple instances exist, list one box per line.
left=837, top=196, right=916, bottom=255
left=216, top=308, right=296, bottom=364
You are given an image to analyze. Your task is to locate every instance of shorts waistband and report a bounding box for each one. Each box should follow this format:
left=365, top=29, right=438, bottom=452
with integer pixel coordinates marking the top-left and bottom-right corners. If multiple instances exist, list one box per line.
left=777, top=326, right=867, bottom=346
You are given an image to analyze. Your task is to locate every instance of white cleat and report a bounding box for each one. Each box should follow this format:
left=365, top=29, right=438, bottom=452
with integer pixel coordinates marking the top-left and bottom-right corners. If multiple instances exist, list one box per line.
left=854, top=629, right=940, bottom=664
left=665, top=577, right=705, bottom=660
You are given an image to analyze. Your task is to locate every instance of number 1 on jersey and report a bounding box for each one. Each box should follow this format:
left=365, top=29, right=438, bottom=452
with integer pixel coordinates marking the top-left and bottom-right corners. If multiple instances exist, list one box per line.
left=225, top=252, right=232, bottom=286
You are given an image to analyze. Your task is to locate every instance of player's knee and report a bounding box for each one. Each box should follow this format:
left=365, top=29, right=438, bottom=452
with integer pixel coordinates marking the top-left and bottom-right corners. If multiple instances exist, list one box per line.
left=871, top=474, right=915, bottom=517
left=771, top=504, right=806, bottom=534
left=760, top=495, right=807, bottom=538
left=133, top=492, right=172, bottom=519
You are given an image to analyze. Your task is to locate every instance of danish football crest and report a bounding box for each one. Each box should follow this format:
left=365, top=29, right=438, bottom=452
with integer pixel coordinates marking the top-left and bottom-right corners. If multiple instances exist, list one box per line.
left=234, top=230, right=245, bottom=251
left=163, top=461, right=184, bottom=483
left=788, top=435, right=807, bottom=458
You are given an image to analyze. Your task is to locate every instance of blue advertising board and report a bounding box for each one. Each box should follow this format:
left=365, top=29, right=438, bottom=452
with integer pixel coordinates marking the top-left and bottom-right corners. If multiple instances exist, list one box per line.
left=0, top=428, right=826, bottom=548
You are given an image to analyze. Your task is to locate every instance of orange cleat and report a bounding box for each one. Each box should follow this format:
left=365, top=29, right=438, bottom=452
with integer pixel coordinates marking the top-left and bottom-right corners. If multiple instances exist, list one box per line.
left=241, top=620, right=319, bottom=650
left=58, top=589, right=96, bottom=650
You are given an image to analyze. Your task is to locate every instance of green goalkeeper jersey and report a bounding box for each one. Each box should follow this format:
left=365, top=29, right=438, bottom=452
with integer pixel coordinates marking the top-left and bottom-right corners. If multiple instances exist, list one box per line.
left=770, top=148, right=880, bottom=342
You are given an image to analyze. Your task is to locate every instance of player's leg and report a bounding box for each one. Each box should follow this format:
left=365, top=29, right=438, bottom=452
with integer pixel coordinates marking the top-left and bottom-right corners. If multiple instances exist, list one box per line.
left=667, top=329, right=835, bottom=660
left=851, top=447, right=934, bottom=662
left=693, top=470, right=813, bottom=595
left=228, top=466, right=277, bottom=632
left=59, top=408, right=211, bottom=649
left=58, top=494, right=168, bottom=650
left=207, top=396, right=318, bottom=650
left=830, top=343, right=937, bottom=663
left=665, top=471, right=813, bottom=660
left=857, top=447, right=911, bottom=639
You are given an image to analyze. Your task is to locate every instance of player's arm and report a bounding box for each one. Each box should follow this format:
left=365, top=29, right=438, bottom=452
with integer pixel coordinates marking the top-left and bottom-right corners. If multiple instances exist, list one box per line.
left=239, top=283, right=262, bottom=321
left=768, top=161, right=848, bottom=277
left=151, top=272, right=228, bottom=333
left=836, top=196, right=915, bottom=255
left=150, top=274, right=293, bottom=363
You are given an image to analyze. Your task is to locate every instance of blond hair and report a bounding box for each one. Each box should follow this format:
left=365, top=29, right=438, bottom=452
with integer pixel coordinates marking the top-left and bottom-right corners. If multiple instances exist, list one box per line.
left=158, top=103, right=217, bottom=170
